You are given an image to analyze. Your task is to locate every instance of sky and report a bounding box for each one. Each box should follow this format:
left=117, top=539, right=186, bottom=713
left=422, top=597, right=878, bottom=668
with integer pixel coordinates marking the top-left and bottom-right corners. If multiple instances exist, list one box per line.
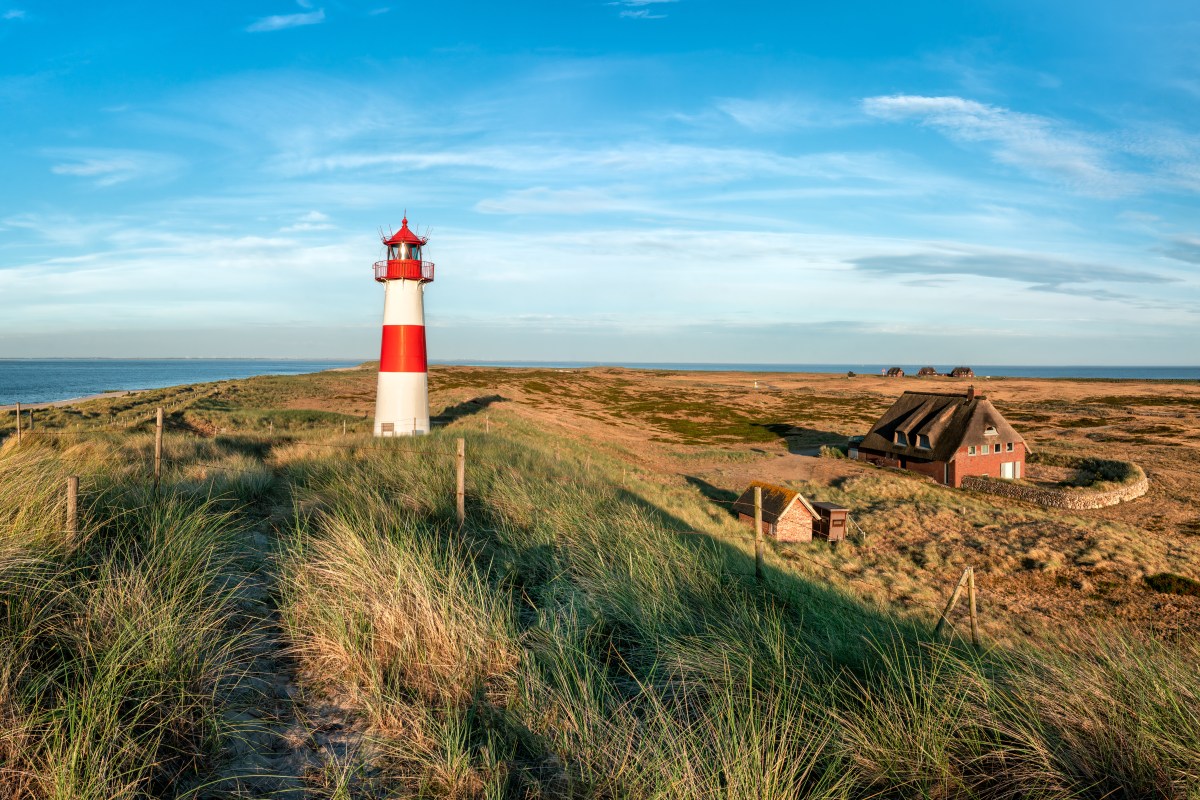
left=1, top=1, right=1198, bottom=364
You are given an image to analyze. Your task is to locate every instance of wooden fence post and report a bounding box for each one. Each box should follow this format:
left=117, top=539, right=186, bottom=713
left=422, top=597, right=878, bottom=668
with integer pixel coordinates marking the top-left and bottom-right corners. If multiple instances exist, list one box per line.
left=935, top=567, right=972, bottom=638
left=66, top=476, right=79, bottom=536
left=967, top=567, right=980, bottom=646
left=754, top=486, right=764, bottom=584
left=154, top=407, right=164, bottom=491
left=342, top=419, right=347, bottom=435
left=14, top=402, right=20, bottom=445
left=28, top=408, right=33, bottom=430
left=456, top=438, right=466, bottom=524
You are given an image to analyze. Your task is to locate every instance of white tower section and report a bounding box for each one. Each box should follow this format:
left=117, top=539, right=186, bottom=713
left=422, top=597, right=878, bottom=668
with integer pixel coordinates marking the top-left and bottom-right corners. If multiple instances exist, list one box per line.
left=372, top=216, right=435, bottom=436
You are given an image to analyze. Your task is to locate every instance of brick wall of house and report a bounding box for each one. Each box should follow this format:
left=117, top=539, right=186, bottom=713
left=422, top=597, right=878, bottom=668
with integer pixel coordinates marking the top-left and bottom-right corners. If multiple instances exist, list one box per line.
left=905, top=459, right=945, bottom=484
left=775, top=511, right=814, bottom=543
left=738, top=512, right=770, bottom=537
left=948, top=442, right=1026, bottom=488
left=857, top=448, right=900, bottom=469
left=738, top=511, right=814, bottom=542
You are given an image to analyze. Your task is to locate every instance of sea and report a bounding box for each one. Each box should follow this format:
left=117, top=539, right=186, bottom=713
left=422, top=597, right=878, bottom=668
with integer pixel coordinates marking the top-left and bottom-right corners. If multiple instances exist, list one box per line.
left=0, top=359, right=360, bottom=407
left=434, top=361, right=1200, bottom=381
left=2, top=359, right=1198, bottom=407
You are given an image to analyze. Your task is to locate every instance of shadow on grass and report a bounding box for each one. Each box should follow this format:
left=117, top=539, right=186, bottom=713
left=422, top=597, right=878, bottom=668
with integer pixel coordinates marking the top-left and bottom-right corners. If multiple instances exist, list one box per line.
left=755, top=422, right=851, bottom=455
left=683, top=475, right=739, bottom=507
left=434, top=395, right=508, bottom=426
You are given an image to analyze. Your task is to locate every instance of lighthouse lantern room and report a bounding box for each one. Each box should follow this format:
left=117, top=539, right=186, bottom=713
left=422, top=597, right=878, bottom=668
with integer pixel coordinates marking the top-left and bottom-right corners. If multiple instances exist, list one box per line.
left=372, top=216, right=435, bottom=436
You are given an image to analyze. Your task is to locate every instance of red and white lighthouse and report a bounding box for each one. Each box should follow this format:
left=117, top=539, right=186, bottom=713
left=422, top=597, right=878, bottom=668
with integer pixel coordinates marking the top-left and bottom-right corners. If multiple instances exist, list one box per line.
left=372, top=216, right=435, bottom=436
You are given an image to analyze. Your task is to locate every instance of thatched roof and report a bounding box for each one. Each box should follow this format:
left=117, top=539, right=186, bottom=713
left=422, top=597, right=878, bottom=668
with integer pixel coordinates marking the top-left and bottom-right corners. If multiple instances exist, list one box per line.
left=858, top=390, right=1026, bottom=462
left=731, top=481, right=817, bottom=524
left=949, top=366, right=975, bottom=377
left=886, top=367, right=904, bottom=376
left=917, top=366, right=937, bottom=377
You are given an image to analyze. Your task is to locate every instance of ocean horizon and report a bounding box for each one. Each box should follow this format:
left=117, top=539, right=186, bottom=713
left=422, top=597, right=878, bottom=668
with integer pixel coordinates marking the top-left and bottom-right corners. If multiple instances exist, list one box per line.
left=3, top=358, right=1199, bottom=406
left=434, top=361, right=1200, bottom=382
left=0, top=359, right=360, bottom=407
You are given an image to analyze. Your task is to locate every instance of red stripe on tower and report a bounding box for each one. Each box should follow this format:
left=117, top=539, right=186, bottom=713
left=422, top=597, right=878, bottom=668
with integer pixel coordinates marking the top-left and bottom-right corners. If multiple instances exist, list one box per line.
left=379, top=324, right=428, bottom=373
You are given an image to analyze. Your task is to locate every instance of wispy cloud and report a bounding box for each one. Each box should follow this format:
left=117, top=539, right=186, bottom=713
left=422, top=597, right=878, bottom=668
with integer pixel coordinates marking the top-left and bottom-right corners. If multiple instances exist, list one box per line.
left=862, top=94, right=1130, bottom=197
left=280, top=210, right=335, bottom=232
left=3, top=8, right=25, bottom=20
left=851, top=248, right=1176, bottom=296
left=46, top=148, right=182, bottom=187
left=611, top=0, right=676, bottom=19
left=1160, top=237, right=1200, bottom=264
left=715, top=97, right=855, bottom=131
left=246, top=9, right=325, bottom=33
left=274, top=142, right=905, bottom=186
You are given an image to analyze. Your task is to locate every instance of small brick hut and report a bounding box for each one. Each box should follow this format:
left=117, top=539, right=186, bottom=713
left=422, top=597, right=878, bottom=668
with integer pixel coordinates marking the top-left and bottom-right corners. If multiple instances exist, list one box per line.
left=856, top=387, right=1027, bottom=487
left=917, top=366, right=938, bottom=377
left=731, top=481, right=819, bottom=543
left=886, top=367, right=905, bottom=377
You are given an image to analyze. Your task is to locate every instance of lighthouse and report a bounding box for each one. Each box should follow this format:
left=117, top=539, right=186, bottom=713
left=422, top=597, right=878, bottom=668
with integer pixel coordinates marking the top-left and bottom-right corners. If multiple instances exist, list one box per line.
left=372, top=216, right=435, bottom=436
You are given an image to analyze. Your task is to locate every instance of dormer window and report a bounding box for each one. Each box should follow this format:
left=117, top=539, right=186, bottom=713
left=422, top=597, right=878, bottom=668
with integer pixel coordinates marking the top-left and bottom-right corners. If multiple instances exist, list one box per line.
left=984, top=426, right=998, bottom=436
left=895, top=431, right=908, bottom=446
left=917, top=434, right=931, bottom=449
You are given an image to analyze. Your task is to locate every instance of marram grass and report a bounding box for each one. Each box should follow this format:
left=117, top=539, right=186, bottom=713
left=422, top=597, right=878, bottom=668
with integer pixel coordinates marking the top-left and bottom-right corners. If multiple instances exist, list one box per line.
left=2, top=404, right=1197, bottom=798
left=273, top=419, right=1200, bottom=799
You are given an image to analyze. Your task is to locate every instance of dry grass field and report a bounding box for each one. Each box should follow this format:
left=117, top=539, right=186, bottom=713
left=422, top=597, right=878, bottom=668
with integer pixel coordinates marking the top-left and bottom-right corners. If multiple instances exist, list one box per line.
left=2, top=364, right=1198, bottom=797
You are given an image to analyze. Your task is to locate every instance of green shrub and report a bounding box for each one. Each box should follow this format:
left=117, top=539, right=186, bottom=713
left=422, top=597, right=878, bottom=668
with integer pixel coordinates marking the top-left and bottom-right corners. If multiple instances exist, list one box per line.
left=1144, top=572, right=1200, bottom=596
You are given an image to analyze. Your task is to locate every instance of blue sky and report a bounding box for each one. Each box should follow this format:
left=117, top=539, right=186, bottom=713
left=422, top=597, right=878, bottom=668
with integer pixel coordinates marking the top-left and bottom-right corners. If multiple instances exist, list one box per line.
left=1, top=1, right=1198, bottom=363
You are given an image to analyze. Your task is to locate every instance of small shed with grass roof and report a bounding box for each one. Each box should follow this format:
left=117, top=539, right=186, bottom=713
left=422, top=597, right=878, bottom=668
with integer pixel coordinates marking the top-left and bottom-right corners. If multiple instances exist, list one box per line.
left=731, top=481, right=819, bottom=543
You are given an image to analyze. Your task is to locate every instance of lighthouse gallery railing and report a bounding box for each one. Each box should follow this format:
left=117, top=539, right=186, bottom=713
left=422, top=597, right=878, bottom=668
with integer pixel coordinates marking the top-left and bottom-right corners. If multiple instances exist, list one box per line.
left=374, top=259, right=435, bottom=282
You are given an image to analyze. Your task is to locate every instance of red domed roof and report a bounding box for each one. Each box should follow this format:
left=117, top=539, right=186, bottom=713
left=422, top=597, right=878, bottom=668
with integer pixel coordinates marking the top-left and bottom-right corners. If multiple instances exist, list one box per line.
left=383, top=216, right=428, bottom=246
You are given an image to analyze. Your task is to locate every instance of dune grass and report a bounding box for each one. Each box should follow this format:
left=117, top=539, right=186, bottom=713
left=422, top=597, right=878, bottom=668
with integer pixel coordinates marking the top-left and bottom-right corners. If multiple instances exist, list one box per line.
left=3, top=379, right=1198, bottom=798
left=0, top=434, right=259, bottom=798
left=271, top=415, right=1200, bottom=799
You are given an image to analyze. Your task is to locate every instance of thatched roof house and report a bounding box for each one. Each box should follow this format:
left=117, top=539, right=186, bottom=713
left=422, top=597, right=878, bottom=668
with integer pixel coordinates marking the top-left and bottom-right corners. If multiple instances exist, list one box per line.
left=731, top=481, right=819, bottom=543
left=855, top=387, right=1028, bottom=486
left=917, top=366, right=938, bottom=377
left=949, top=366, right=975, bottom=378
left=886, top=367, right=905, bottom=377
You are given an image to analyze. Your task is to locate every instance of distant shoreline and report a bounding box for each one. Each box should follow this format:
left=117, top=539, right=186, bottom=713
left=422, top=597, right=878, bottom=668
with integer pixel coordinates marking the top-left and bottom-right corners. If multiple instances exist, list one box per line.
left=6, top=360, right=1200, bottom=414
left=0, top=390, right=142, bottom=413
left=0, top=359, right=364, bottom=408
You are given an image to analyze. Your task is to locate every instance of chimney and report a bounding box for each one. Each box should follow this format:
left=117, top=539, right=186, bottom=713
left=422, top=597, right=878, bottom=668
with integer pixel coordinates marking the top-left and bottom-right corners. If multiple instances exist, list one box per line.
left=967, top=385, right=976, bottom=401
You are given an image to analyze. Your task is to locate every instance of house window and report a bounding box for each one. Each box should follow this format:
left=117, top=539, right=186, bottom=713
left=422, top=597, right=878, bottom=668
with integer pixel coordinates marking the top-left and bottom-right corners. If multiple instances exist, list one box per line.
left=984, top=426, right=998, bottom=436
left=895, top=431, right=908, bottom=446
left=917, top=434, right=931, bottom=449
left=1006, top=442, right=1014, bottom=452
left=994, top=443, right=1001, bottom=453
left=968, top=445, right=976, bottom=456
